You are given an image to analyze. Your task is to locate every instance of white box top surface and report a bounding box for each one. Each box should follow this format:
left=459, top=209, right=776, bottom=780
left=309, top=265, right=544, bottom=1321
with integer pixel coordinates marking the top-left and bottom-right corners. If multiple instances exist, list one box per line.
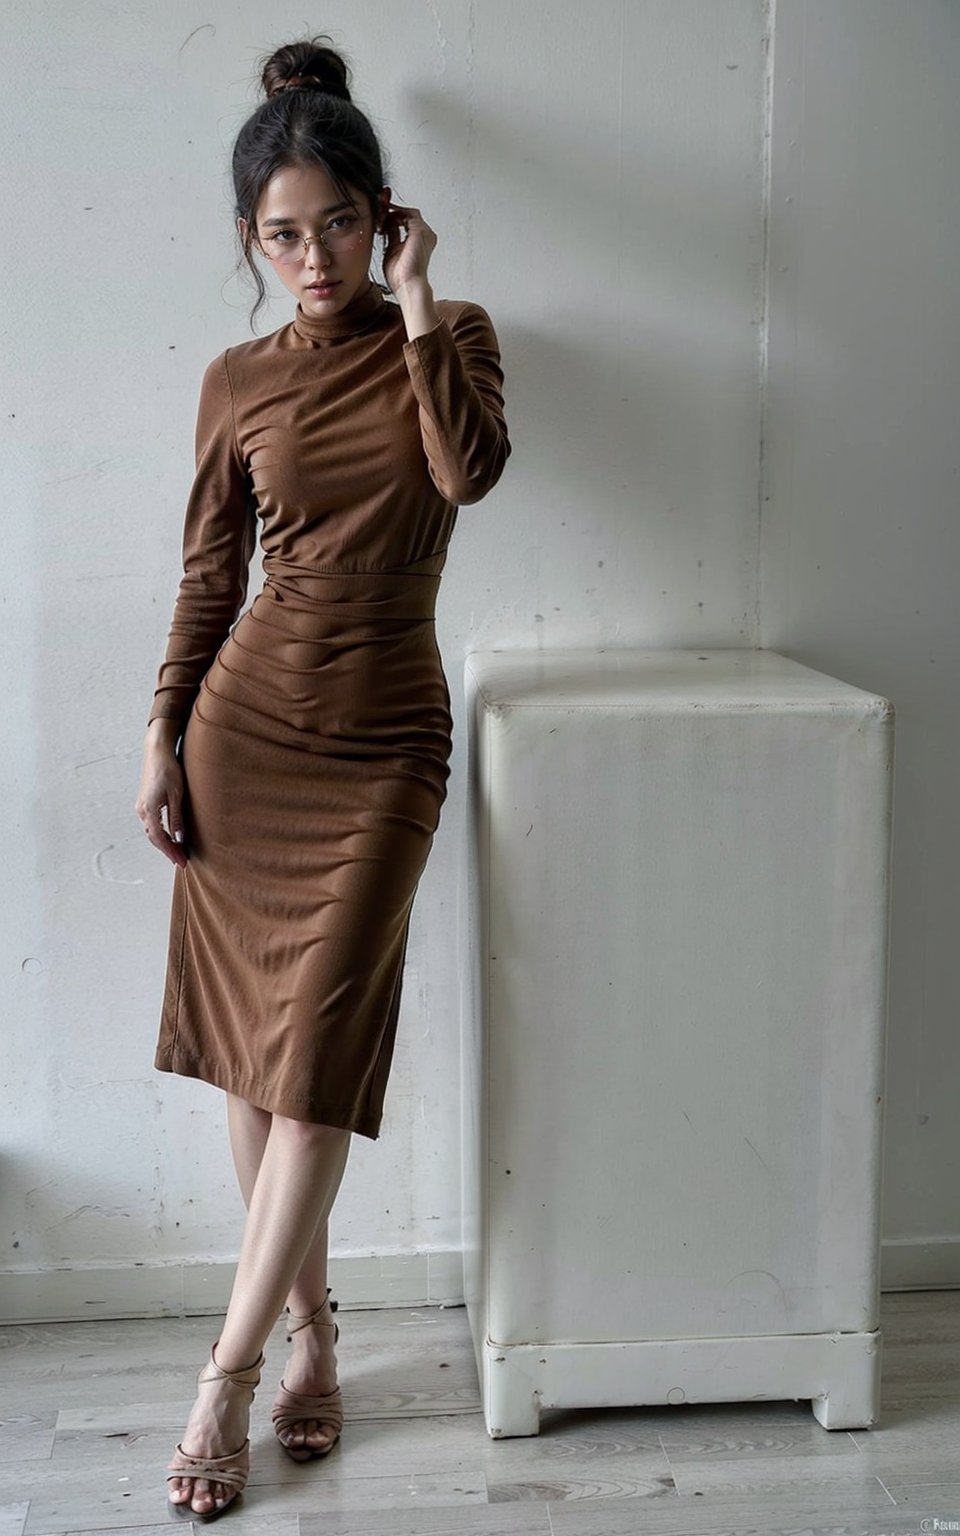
left=465, top=649, right=893, bottom=716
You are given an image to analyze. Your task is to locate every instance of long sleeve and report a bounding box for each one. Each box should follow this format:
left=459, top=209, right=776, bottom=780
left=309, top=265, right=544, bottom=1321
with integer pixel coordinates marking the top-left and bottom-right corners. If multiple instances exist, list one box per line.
left=146, top=351, right=258, bottom=732
left=401, top=300, right=511, bottom=505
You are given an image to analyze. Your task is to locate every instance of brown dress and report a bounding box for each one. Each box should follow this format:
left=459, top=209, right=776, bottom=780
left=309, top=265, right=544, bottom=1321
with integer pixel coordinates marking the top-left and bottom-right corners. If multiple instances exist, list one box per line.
left=147, top=280, right=510, bottom=1138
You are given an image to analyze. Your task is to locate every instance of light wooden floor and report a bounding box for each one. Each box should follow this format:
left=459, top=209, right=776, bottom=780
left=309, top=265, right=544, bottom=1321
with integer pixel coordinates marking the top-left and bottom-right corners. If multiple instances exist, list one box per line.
left=0, top=1290, right=957, bottom=1535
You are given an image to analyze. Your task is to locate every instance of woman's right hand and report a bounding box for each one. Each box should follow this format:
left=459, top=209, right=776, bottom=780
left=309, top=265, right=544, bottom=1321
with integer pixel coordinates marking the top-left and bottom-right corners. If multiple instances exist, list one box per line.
left=136, top=722, right=189, bottom=868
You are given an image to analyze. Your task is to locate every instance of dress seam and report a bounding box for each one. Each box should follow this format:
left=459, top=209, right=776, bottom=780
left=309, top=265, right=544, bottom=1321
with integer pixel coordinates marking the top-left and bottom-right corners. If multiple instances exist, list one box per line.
left=261, top=548, right=449, bottom=577
left=167, top=870, right=189, bottom=1058
left=220, top=348, right=245, bottom=472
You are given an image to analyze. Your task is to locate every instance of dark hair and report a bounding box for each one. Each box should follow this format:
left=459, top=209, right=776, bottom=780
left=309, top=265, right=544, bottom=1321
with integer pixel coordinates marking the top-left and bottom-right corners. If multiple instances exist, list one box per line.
left=232, top=36, right=392, bottom=332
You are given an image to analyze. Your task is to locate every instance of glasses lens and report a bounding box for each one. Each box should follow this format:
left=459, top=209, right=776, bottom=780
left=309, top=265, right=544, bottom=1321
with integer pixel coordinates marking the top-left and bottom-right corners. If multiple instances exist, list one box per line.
left=261, top=215, right=365, bottom=264
left=325, top=215, right=364, bottom=252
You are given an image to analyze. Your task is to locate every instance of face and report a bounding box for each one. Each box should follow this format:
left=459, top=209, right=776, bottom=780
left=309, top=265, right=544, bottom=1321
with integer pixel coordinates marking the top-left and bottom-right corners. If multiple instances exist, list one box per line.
left=240, top=162, right=391, bottom=315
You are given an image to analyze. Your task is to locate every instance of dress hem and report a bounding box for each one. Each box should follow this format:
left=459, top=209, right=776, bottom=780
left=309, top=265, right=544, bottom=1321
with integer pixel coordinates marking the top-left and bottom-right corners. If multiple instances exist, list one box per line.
left=154, top=1047, right=383, bottom=1140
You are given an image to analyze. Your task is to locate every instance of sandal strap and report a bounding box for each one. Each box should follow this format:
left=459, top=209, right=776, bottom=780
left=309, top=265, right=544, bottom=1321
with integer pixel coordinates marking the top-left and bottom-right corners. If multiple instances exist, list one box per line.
left=198, top=1344, right=265, bottom=1392
left=284, top=1286, right=339, bottom=1343
left=166, top=1346, right=263, bottom=1502
left=166, top=1438, right=251, bottom=1491
left=271, top=1381, right=344, bottom=1438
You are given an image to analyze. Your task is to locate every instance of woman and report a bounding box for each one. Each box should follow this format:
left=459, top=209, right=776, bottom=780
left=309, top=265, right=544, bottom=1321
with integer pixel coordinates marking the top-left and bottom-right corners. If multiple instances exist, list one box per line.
left=134, top=35, right=511, bottom=1520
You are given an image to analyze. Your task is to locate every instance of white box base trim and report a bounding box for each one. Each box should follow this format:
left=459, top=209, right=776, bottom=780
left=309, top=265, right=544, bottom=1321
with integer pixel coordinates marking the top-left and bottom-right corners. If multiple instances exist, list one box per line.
left=481, top=1328, right=882, bottom=1436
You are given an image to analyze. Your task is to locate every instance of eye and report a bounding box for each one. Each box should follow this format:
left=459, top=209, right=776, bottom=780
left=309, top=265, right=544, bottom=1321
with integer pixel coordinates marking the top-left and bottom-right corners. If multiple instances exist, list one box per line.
left=269, top=229, right=297, bottom=243
left=327, top=214, right=358, bottom=231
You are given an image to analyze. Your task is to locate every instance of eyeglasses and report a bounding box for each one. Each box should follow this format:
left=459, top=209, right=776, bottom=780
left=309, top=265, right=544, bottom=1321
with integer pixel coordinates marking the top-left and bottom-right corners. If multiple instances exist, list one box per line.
left=255, top=213, right=367, bottom=265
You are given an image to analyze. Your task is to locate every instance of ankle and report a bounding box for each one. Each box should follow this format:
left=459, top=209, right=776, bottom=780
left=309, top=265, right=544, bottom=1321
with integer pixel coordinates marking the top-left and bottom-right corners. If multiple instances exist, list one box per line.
left=285, top=1287, right=335, bottom=1320
left=211, top=1338, right=265, bottom=1376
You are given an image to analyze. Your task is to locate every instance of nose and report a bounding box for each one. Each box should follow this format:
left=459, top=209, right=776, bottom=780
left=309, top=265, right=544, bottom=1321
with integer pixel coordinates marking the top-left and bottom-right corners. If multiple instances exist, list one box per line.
left=304, top=235, right=332, bottom=271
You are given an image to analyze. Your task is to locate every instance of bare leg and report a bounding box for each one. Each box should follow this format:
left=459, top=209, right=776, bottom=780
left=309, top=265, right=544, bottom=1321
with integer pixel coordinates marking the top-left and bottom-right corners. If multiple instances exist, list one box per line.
left=223, top=1094, right=341, bottom=1455
left=224, top=1093, right=270, bottom=1206
left=168, top=1107, right=352, bottom=1515
left=224, top=1093, right=333, bottom=1315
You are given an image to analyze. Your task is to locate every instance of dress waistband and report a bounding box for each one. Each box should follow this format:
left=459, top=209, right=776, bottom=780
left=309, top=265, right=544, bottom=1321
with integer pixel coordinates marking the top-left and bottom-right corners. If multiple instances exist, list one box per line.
left=260, top=551, right=445, bottom=621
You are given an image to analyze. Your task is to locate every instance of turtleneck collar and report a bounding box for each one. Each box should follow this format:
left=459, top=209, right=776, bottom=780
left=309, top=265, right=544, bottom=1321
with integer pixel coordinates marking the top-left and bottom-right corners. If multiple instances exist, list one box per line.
left=291, top=279, right=389, bottom=342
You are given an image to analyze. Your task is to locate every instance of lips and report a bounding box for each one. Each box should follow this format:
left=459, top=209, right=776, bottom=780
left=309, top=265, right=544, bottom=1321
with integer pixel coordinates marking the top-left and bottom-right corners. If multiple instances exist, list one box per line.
left=306, top=281, right=340, bottom=294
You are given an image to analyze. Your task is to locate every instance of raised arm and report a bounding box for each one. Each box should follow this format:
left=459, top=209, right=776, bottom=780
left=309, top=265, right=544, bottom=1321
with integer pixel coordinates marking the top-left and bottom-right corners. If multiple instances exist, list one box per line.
left=146, top=350, right=258, bottom=735
left=401, top=299, right=512, bottom=506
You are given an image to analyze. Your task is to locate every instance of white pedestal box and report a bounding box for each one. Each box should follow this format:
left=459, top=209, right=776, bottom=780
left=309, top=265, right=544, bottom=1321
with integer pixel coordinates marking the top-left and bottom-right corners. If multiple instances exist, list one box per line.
left=459, top=649, right=894, bottom=1437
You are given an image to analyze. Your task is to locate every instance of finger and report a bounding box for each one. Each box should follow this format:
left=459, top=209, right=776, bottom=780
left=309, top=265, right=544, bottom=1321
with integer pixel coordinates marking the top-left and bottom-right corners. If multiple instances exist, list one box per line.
left=387, top=205, right=419, bottom=230
left=166, top=790, right=186, bottom=846
left=142, top=807, right=163, bottom=846
left=141, top=810, right=188, bottom=868
left=162, top=828, right=189, bottom=868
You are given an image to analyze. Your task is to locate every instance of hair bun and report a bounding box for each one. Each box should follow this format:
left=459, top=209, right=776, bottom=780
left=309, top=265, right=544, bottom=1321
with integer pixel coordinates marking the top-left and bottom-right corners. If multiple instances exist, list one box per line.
left=261, top=37, right=352, bottom=103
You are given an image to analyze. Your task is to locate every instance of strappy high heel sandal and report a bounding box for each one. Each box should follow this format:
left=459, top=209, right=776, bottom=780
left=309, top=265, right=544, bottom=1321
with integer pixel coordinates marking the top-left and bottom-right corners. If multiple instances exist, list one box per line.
left=271, top=1286, right=343, bottom=1461
left=166, top=1341, right=265, bottom=1521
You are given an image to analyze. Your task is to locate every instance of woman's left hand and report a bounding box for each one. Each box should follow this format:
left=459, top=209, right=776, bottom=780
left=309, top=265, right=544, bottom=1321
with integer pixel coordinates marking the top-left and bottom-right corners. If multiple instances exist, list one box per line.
left=381, top=204, right=437, bottom=294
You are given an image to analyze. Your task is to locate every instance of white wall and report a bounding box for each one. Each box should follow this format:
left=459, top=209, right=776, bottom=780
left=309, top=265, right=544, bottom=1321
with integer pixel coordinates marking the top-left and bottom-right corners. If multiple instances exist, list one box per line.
left=763, top=0, right=960, bottom=1290
left=1, top=0, right=955, bottom=1322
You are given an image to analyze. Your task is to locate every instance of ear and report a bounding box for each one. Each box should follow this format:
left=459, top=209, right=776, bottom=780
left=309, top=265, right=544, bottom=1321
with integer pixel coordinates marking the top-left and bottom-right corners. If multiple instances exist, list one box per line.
left=376, top=187, right=391, bottom=233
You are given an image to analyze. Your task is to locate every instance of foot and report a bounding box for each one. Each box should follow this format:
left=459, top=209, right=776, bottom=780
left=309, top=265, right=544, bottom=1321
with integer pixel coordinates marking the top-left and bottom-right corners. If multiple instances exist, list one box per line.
left=167, top=1343, right=261, bottom=1517
left=274, top=1294, right=341, bottom=1457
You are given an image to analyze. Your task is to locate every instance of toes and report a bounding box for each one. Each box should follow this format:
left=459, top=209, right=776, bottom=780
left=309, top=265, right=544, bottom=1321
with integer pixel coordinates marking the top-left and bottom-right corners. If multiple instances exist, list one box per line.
left=169, top=1476, right=196, bottom=1505
left=280, top=1417, right=332, bottom=1453
left=168, top=1472, right=233, bottom=1514
left=168, top=1474, right=213, bottom=1511
left=191, top=1477, right=216, bottom=1514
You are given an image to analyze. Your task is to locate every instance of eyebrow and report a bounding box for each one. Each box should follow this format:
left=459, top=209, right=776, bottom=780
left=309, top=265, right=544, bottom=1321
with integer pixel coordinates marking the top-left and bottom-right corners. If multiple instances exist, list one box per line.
left=261, top=202, right=354, bottom=227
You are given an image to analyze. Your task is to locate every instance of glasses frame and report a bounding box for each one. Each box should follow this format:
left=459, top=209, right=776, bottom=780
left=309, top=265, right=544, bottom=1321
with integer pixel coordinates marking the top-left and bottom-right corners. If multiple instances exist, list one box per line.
left=254, top=217, right=368, bottom=265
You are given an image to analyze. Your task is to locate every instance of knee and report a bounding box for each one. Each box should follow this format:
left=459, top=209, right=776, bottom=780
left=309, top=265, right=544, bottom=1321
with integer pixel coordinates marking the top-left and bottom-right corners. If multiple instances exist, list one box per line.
left=227, top=1092, right=271, bottom=1126
left=272, top=1112, right=351, bottom=1148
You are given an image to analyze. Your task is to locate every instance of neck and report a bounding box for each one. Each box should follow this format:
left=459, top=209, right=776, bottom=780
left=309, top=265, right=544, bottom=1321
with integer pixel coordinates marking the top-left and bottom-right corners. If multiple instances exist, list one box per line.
left=292, top=278, right=389, bottom=341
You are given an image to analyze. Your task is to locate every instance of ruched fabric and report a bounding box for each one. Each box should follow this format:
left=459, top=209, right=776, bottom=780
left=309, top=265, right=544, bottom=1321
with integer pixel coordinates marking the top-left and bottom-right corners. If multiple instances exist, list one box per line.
left=148, top=282, right=510, bottom=1137
left=156, top=553, right=452, bottom=1137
